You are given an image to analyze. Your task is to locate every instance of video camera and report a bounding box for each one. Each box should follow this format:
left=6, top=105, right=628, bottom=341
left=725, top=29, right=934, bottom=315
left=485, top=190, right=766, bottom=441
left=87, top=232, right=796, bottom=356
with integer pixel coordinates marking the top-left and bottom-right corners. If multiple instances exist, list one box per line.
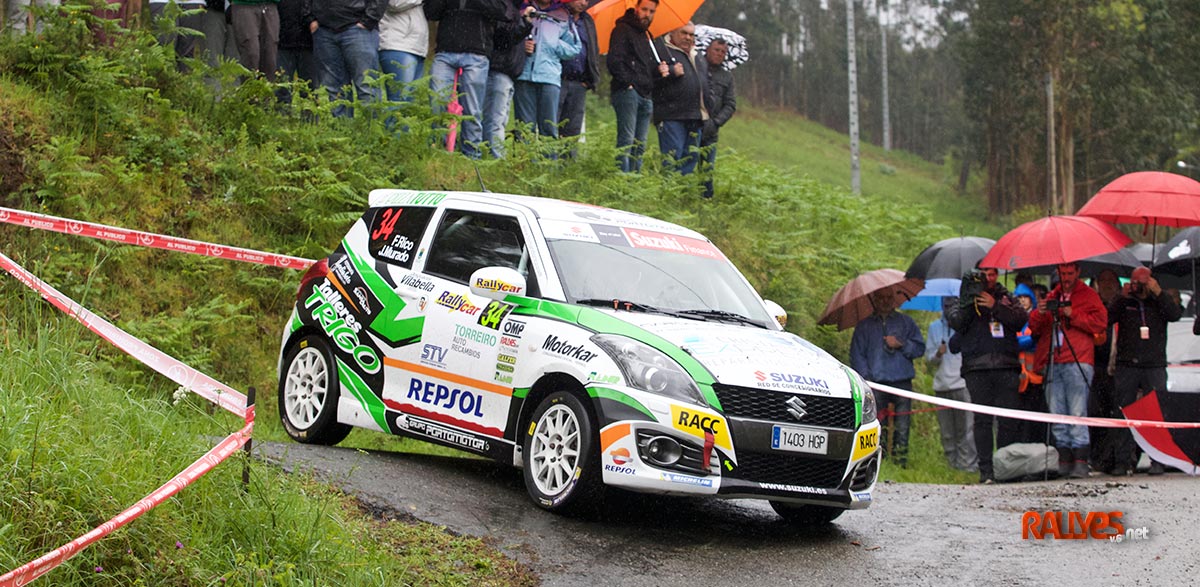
left=959, top=269, right=987, bottom=308
left=1046, top=298, right=1072, bottom=314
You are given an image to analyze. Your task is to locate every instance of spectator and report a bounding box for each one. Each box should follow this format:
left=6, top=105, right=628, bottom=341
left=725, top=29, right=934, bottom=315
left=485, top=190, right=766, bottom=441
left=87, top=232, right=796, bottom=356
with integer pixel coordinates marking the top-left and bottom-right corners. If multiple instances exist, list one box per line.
left=7, top=0, right=60, bottom=34
left=513, top=0, right=580, bottom=143
left=304, top=0, right=385, bottom=117
left=652, top=22, right=707, bottom=175
left=1030, top=262, right=1108, bottom=479
left=947, top=267, right=1027, bottom=484
left=378, top=0, right=428, bottom=103
left=850, top=287, right=926, bottom=467
left=1013, top=283, right=1047, bottom=445
left=606, top=0, right=668, bottom=173
left=1089, top=269, right=1122, bottom=474
left=482, top=1, right=534, bottom=158
left=699, top=37, right=735, bottom=198
left=925, top=296, right=977, bottom=472
left=199, top=0, right=239, bottom=70
left=277, top=0, right=316, bottom=98
left=425, top=0, right=508, bottom=157
left=557, top=0, right=599, bottom=142
left=231, top=0, right=280, bottom=80
left=1108, top=266, right=1182, bottom=475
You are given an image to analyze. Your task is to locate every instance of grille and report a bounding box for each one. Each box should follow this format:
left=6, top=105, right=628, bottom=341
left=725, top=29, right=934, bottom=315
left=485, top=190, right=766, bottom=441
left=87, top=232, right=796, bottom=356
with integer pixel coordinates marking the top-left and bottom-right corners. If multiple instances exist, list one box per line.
left=713, top=384, right=856, bottom=428
left=732, top=451, right=847, bottom=489
left=850, top=455, right=878, bottom=490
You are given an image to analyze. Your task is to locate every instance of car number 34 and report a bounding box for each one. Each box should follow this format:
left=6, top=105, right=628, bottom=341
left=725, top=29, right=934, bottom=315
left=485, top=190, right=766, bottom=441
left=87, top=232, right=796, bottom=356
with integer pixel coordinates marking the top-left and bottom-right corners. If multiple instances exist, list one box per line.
left=771, top=425, right=829, bottom=455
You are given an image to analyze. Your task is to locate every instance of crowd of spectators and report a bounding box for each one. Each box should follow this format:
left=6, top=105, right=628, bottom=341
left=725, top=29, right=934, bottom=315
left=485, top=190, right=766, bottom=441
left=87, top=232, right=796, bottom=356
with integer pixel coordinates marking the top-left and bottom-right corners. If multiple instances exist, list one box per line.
left=5, top=0, right=738, bottom=191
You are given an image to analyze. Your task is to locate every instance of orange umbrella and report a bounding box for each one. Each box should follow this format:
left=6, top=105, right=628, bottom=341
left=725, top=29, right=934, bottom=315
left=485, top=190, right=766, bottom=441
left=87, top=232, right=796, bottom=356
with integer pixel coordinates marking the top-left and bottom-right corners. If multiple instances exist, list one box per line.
left=818, top=269, right=924, bottom=331
left=588, top=0, right=706, bottom=55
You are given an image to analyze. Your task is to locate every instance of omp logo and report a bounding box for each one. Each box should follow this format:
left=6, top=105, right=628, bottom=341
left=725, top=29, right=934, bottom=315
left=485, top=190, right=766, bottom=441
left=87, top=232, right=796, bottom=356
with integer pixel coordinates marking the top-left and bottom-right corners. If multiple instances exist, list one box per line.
left=541, top=335, right=598, bottom=362
left=610, top=448, right=632, bottom=465
left=67, top=221, right=83, bottom=234
left=670, top=406, right=731, bottom=450
left=1021, top=511, right=1138, bottom=541
left=503, top=320, right=526, bottom=337
left=785, top=396, right=808, bottom=421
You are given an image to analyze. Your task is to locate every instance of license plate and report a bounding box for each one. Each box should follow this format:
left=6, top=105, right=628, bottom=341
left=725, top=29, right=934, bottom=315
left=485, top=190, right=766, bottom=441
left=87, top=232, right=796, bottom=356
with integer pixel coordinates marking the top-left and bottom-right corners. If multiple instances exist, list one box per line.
left=771, top=425, right=829, bottom=455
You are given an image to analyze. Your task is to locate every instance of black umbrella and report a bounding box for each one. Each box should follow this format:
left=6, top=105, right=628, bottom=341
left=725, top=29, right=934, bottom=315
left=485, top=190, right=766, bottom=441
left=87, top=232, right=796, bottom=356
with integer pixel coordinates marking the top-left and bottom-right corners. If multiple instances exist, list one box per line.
left=1153, top=227, right=1200, bottom=274
left=905, top=236, right=996, bottom=280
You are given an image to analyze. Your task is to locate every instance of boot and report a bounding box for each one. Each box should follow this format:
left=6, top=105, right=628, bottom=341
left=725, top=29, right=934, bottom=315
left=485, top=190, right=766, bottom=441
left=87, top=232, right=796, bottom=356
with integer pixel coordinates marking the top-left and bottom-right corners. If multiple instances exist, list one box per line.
left=1057, top=447, right=1073, bottom=478
left=1070, top=447, right=1090, bottom=479
left=1149, top=461, right=1165, bottom=475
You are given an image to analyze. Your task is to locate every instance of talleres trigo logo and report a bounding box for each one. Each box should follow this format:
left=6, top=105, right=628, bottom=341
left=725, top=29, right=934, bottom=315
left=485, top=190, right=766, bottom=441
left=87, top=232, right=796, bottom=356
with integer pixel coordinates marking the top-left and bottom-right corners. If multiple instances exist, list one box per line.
left=1021, top=510, right=1149, bottom=543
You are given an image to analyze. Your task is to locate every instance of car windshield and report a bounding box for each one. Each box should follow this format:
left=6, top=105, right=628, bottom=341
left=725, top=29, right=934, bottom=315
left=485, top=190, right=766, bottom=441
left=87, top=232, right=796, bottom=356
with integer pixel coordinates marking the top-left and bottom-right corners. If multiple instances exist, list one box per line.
left=1167, top=320, right=1200, bottom=364
left=546, top=236, right=774, bottom=327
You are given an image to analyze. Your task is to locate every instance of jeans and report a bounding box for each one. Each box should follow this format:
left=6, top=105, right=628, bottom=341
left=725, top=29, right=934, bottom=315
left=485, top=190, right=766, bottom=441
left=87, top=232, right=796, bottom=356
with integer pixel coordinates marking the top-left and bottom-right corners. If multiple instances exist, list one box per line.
left=313, top=26, right=381, bottom=118
left=482, top=71, right=515, bottom=158
left=1113, top=366, right=1168, bottom=469
left=612, top=87, right=652, bottom=172
left=656, top=119, right=703, bottom=175
left=514, top=80, right=562, bottom=139
left=277, top=48, right=317, bottom=103
left=700, top=140, right=717, bottom=198
left=964, top=369, right=1020, bottom=477
left=935, top=387, right=977, bottom=471
left=379, top=50, right=424, bottom=102
left=558, top=80, right=587, bottom=138
left=874, top=380, right=912, bottom=465
left=430, top=52, right=489, bottom=158
left=1047, top=362, right=1094, bottom=449
left=231, top=3, right=280, bottom=80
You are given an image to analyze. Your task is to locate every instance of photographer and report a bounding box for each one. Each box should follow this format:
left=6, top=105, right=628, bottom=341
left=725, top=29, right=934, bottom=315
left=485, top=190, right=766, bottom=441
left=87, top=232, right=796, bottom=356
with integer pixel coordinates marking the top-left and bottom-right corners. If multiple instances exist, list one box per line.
left=1029, top=262, right=1108, bottom=479
left=947, top=267, right=1028, bottom=484
left=1108, top=267, right=1181, bottom=475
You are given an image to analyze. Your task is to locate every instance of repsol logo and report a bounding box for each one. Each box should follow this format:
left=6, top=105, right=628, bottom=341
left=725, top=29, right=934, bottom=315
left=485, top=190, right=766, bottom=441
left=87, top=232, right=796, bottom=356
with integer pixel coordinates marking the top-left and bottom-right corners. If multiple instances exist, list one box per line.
left=541, top=335, right=597, bottom=362
left=305, top=281, right=379, bottom=374
left=406, top=378, right=486, bottom=418
left=604, top=464, right=635, bottom=476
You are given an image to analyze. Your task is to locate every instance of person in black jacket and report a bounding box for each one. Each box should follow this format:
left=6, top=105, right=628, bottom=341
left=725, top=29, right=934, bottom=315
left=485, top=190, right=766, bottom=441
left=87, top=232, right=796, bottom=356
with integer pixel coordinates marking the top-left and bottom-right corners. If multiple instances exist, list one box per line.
left=1109, top=266, right=1182, bottom=475
left=303, top=0, right=385, bottom=117
left=652, top=22, right=708, bottom=176
left=606, top=0, right=669, bottom=173
left=425, top=0, right=509, bottom=157
left=558, top=0, right=600, bottom=141
left=482, top=1, right=534, bottom=158
left=699, top=38, right=735, bottom=197
left=276, top=0, right=315, bottom=103
left=946, top=267, right=1028, bottom=483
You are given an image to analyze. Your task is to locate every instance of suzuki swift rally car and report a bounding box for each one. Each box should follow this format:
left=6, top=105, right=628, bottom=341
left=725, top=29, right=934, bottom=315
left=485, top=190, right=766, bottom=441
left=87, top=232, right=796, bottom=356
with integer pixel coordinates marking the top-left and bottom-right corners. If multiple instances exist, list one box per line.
left=277, top=189, right=880, bottom=524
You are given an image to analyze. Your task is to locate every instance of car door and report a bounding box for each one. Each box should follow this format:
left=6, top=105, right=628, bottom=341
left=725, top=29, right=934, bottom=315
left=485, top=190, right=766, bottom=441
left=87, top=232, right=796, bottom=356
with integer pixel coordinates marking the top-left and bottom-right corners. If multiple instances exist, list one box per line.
left=380, top=202, right=542, bottom=456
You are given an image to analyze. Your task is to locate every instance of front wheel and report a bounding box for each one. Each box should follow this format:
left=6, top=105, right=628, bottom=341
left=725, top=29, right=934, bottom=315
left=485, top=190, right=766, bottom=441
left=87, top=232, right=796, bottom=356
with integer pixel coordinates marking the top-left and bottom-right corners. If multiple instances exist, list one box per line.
left=522, top=391, right=603, bottom=515
left=278, top=335, right=352, bottom=446
left=770, top=501, right=845, bottom=526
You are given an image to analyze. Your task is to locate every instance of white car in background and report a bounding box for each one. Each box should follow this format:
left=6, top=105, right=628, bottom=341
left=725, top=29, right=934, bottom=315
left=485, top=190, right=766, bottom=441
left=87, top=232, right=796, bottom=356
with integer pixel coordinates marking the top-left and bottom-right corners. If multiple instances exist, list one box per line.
left=277, top=189, right=880, bottom=524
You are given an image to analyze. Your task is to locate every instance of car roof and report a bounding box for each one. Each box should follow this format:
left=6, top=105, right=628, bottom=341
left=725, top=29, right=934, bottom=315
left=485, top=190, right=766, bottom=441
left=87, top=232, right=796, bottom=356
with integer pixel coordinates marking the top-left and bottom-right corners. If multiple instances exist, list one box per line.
left=368, top=189, right=709, bottom=240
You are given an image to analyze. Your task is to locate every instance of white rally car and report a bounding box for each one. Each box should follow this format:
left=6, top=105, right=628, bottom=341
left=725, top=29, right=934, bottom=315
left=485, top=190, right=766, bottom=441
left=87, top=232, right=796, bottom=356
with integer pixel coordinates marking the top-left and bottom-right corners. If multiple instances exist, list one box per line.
left=277, top=189, right=880, bottom=524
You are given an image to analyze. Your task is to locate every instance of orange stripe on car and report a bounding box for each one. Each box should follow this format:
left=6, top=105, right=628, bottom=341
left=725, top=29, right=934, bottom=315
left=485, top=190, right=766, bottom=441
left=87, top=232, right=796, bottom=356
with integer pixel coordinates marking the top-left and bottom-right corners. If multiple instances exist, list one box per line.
left=383, top=358, right=513, bottom=396
left=600, top=423, right=631, bottom=452
left=326, top=270, right=359, bottom=313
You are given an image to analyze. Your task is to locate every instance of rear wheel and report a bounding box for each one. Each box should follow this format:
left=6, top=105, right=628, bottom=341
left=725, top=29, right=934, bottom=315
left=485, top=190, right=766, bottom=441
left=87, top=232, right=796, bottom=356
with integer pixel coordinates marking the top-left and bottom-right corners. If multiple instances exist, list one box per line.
left=770, top=501, right=845, bottom=526
left=522, top=391, right=603, bottom=515
left=279, top=335, right=351, bottom=446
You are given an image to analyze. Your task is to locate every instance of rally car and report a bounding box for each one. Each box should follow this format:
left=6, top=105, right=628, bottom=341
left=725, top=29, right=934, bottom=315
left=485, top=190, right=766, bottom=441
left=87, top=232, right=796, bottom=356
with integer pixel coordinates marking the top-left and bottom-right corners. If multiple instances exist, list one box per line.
left=277, top=189, right=879, bottom=524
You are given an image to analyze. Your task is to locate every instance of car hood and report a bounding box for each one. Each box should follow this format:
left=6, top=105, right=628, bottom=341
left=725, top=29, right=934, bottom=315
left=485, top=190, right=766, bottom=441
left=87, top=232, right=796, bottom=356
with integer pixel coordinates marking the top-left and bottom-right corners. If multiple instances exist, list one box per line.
left=1167, top=364, right=1200, bottom=393
left=605, top=312, right=855, bottom=399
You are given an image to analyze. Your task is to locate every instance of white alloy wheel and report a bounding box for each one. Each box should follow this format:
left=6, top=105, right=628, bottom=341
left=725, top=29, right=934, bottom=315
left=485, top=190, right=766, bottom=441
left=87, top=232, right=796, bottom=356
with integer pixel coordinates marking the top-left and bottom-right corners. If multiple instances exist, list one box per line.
left=530, top=404, right=582, bottom=496
left=284, top=346, right=329, bottom=430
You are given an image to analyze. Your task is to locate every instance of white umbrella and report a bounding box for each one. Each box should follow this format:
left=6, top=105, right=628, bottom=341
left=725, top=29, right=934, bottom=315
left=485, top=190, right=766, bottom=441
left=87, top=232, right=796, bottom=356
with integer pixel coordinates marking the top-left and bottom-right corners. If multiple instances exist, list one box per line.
left=694, top=25, right=749, bottom=70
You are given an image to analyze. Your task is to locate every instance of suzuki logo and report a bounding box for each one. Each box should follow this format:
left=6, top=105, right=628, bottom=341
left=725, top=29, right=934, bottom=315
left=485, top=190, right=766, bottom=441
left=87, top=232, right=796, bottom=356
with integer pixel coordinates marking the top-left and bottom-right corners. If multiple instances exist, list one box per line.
left=785, top=396, right=808, bottom=421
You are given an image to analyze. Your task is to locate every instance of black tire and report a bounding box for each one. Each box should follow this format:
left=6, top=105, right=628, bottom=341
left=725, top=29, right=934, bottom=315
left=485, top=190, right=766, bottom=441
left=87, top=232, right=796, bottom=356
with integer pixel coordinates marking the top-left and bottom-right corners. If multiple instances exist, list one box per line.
left=522, top=391, right=604, bottom=515
left=278, top=334, right=352, bottom=446
left=770, top=501, right=845, bottom=526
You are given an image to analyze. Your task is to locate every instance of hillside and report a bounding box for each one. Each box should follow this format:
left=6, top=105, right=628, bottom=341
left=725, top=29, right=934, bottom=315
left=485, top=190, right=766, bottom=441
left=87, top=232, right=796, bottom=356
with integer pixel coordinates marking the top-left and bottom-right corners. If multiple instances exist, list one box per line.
left=0, top=10, right=997, bottom=585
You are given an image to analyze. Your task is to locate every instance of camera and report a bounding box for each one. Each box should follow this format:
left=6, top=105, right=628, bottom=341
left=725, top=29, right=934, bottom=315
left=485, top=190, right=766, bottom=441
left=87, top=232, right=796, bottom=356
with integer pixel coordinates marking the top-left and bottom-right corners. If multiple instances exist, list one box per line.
left=959, top=269, right=987, bottom=307
left=1046, top=298, right=1071, bottom=313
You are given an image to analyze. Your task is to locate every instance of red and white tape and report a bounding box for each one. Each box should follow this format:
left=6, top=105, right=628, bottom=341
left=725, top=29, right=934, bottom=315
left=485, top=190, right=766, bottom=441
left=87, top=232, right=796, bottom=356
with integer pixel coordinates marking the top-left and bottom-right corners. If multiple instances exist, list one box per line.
left=0, top=422, right=253, bottom=587
left=871, top=381, right=1200, bottom=429
left=0, top=251, right=250, bottom=419
left=0, top=206, right=314, bottom=270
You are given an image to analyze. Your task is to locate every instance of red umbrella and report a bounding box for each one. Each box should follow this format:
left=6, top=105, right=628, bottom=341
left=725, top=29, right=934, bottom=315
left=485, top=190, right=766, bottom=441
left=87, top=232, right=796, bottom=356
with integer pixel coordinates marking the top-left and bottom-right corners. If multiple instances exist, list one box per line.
left=1078, top=171, right=1200, bottom=228
left=818, top=269, right=924, bottom=331
left=978, top=215, right=1132, bottom=271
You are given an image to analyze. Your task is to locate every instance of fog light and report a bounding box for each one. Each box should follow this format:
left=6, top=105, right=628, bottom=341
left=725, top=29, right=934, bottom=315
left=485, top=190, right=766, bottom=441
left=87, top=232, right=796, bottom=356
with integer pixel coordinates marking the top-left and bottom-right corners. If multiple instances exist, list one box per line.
left=645, top=436, right=683, bottom=466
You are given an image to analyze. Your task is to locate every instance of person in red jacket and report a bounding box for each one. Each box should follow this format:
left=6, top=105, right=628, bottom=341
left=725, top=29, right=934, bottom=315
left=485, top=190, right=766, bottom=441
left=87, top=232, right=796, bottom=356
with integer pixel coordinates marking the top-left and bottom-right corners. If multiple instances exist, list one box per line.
left=1029, top=262, right=1108, bottom=479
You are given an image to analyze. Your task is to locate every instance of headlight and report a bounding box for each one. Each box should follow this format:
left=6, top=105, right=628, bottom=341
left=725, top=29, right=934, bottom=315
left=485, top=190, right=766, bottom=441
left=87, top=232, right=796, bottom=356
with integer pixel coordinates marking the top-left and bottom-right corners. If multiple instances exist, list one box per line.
left=591, top=334, right=706, bottom=405
left=844, top=367, right=876, bottom=424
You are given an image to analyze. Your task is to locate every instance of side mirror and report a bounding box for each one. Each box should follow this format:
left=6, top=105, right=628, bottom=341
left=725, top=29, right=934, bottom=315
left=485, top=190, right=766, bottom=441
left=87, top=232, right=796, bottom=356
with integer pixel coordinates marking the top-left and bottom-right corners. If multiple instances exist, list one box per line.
left=469, top=267, right=527, bottom=300
left=763, top=299, right=787, bottom=329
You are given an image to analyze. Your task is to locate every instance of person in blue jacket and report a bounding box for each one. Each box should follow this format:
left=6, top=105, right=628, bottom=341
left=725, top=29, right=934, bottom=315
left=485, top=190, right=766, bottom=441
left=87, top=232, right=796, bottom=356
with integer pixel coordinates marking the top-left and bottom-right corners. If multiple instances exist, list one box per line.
left=514, top=0, right=580, bottom=144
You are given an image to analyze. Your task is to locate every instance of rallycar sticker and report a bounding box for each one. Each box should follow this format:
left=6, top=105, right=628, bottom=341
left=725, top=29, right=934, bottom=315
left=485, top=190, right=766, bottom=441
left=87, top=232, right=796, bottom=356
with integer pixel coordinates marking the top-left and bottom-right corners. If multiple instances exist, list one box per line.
left=670, top=405, right=731, bottom=450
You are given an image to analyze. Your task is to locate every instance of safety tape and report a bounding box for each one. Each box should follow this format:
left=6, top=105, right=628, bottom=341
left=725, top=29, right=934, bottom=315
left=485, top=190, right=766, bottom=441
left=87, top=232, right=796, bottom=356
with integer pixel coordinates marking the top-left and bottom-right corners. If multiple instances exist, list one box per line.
left=870, top=381, right=1200, bottom=429
left=0, top=251, right=250, bottom=419
left=0, top=206, right=314, bottom=270
left=0, top=422, right=253, bottom=587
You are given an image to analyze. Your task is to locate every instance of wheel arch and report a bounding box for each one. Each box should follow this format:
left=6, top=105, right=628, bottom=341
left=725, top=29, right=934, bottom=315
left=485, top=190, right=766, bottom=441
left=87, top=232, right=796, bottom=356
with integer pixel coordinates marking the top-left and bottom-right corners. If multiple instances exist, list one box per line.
left=517, top=372, right=599, bottom=451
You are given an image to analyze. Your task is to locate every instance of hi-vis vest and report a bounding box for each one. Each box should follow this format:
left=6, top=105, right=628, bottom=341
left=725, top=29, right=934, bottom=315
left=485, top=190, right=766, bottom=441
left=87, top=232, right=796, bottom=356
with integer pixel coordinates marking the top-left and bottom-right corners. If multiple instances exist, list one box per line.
left=1018, top=324, right=1042, bottom=392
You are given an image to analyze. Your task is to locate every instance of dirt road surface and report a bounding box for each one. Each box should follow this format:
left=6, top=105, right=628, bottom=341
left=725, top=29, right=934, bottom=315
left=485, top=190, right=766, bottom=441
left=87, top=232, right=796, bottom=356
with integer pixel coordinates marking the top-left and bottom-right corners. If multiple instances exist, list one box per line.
left=256, top=442, right=1198, bottom=586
